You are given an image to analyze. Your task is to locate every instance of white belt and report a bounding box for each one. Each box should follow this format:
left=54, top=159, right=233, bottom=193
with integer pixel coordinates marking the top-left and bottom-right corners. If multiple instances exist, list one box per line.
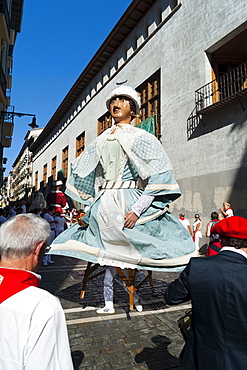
left=101, top=180, right=138, bottom=189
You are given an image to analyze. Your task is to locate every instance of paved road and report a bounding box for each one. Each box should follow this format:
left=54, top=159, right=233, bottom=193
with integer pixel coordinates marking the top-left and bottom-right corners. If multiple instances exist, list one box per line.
left=39, top=256, right=189, bottom=369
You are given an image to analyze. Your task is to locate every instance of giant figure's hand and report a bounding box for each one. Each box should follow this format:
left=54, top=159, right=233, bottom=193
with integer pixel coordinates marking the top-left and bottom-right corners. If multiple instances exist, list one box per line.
left=124, top=211, right=139, bottom=228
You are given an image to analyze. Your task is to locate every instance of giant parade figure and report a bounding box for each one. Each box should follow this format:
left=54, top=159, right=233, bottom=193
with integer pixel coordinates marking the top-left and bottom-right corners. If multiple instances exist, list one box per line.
left=49, top=85, right=196, bottom=312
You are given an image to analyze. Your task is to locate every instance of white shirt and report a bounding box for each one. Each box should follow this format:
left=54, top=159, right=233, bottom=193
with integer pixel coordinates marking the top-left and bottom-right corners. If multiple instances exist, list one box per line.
left=220, top=246, right=247, bottom=259
left=0, top=286, right=73, bottom=370
left=193, top=219, right=202, bottom=238
left=225, top=208, right=234, bottom=217
left=179, top=218, right=190, bottom=229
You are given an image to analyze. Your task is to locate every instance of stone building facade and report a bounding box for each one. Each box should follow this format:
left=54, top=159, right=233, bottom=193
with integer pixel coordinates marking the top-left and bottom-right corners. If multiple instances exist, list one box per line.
left=11, top=128, right=42, bottom=201
left=29, top=0, right=247, bottom=239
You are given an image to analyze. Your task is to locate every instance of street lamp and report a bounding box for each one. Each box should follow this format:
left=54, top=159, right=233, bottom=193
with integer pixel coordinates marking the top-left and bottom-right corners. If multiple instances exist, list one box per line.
left=1, top=111, right=39, bottom=129
left=0, top=109, right=39, bottom=182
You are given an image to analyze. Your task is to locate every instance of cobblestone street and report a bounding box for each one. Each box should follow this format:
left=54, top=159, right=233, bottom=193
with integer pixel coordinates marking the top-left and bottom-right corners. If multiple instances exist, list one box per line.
left=39, top=256, right=190, bottom=369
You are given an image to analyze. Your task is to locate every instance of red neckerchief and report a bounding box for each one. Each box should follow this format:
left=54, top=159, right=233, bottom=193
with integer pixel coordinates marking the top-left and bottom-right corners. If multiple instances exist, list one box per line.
left=0, top=268, right=39, bottom=303
left=212, top=219, right=219, bottom=222
left=180, top=217, right=185, bottom=220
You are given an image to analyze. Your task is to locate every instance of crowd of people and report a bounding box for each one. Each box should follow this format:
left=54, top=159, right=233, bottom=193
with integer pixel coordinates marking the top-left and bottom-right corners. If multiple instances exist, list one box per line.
left=0, top=198, right=235, bottom=265
left=0, top=201, right=86, bottom=265
left=179, top=201, right=234, bottom=256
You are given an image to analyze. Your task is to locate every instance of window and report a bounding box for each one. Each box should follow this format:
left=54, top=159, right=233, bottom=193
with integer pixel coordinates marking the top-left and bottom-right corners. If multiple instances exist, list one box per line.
left=62, top=146, right=69, bottom=178
left=35, top=171, right=38, bottom=191
left=137, top=70, right=161, bottom=138
left=210, top=28, right=247, bottom=104
left=43, top=164, right=47, bottom=186
left=97, top=71, right=161, bottom=137
left=76, top=132, right=85, bottom=157
left=51, top=156, right=57, bottom=180
left=98, top=113, right=112, bottom=135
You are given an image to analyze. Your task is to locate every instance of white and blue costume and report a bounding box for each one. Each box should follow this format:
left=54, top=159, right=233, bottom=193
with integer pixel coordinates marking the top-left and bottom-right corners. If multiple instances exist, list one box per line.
left=50, top=123, right=196, bottom=271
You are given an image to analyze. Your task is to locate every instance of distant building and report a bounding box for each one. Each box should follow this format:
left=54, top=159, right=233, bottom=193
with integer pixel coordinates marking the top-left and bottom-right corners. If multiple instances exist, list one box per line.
left=29, top=0, right=247, bottom=224
left=11, top=128, right=42, bottom=202
left=0, top=0, right=24, bottom=181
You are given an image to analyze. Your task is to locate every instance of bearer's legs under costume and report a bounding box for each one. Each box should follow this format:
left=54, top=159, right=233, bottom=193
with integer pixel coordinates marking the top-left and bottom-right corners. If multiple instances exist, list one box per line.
left=96, top=266, right=143, bottom=313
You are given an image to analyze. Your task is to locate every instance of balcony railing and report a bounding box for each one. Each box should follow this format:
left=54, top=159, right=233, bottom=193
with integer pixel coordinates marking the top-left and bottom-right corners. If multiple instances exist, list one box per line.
left=195, top=61, right=247, bottom=114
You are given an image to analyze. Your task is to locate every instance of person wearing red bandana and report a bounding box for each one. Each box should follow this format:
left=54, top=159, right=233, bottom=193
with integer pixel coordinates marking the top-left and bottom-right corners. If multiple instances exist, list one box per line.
left=206, top=211, right=221, bottom=256
left=220, top=201, right=234, bottom=218
left=0, top=213, right=73, bottom=370
left=179, top=212, right=193, bottom=236
left=165, top=216, right=247, bottom=370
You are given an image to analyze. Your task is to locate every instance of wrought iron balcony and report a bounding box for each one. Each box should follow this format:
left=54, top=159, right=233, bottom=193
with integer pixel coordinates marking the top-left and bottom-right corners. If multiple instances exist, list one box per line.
left=195, top=61, right=247, bottom=114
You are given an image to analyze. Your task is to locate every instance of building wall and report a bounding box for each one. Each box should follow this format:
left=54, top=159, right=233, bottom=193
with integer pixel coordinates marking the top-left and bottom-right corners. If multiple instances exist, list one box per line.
left=32, top=0, right=247, bottom=235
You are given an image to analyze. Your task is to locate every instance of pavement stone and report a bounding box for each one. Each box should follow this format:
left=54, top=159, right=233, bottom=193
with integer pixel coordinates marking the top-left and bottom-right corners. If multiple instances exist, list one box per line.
left=38, top=255, right=188, bottom=369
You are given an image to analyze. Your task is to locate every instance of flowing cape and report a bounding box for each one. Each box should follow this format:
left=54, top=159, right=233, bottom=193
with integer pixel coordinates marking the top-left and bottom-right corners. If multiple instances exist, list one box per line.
left=50, top=124, right=196, bottom=271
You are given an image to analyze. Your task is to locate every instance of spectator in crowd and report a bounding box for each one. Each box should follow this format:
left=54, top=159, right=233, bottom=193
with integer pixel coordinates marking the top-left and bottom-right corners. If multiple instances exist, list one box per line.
left=21, top=200, right=27, bottom=213
left=179, top=212, right=193, bottom=235
left=15, top=207, right=23, bottom=215
left=55, top=210, right=67, bottom=236
left=192, top=214, right=202, bottom=253
left=0, top=213, right=73, bottom=369
left=218, top=212, right=225, bottom=220
left=0, top=208, right=7, bottom=226
left=29, top=191, right=47, bottom=211
left=32, top=208, right=41, bottom=216
left=43, top=206, right=57, bottom=266
left=206, top=211, right=221, bottom=256
left=7, top=202, right=16, bottom=219
left=165, top=216, right=247, bottom=370
left=220, top=201, right=234, bottom=218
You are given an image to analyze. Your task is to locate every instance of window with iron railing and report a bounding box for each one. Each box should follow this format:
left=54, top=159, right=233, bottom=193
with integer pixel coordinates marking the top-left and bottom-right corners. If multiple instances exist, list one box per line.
left=195, top=61, right=247, bottom=114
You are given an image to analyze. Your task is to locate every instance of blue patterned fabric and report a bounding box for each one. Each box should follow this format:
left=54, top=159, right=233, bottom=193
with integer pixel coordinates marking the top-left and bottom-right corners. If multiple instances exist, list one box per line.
left=52, top=157, right=196, bottom=271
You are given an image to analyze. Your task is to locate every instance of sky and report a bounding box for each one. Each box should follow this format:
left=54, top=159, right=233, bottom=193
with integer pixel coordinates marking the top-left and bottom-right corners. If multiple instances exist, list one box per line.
left=4, top=0, right=133, bottom=173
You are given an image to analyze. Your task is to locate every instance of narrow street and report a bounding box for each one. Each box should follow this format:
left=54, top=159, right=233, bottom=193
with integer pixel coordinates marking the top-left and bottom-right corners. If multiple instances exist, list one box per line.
left=39, top=256, right=189, bottom=369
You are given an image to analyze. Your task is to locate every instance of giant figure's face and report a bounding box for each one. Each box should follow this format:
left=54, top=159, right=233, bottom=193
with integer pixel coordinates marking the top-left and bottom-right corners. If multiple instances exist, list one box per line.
left=109, top=95, right=132, bottom=123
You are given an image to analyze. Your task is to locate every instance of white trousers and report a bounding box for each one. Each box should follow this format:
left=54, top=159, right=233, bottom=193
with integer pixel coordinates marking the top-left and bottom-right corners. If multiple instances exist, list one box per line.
left=103, top=266, right=140, bottom=306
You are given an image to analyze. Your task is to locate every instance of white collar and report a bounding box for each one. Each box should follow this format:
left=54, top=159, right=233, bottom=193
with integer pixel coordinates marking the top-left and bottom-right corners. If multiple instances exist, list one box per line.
left=220, top=246, right=247, bottom=259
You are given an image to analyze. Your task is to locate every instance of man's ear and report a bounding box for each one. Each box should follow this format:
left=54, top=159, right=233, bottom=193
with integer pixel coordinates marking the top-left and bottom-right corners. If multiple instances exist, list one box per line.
left=34, top=241, right=46, bottom=257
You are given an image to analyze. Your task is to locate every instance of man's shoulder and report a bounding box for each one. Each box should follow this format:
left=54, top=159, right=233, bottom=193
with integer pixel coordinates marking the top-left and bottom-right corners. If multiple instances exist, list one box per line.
left=189, top=252, right=247, bottom=273
left=1, top=286, right=62, bottom=315
left=44, top=213, right=52, bottom=220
